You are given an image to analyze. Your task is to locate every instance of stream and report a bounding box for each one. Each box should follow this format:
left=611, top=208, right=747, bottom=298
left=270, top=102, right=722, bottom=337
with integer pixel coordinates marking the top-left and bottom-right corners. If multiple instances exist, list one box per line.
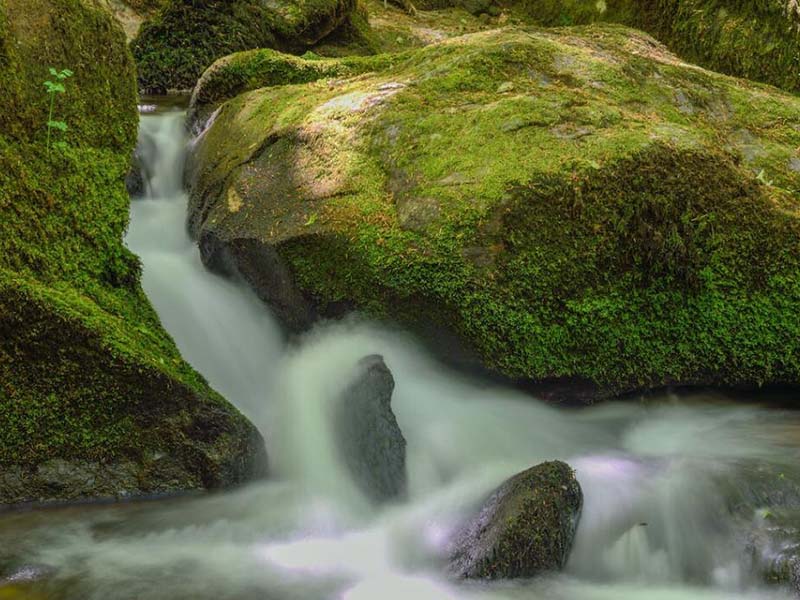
left=2, top=105, right=800, bottom=600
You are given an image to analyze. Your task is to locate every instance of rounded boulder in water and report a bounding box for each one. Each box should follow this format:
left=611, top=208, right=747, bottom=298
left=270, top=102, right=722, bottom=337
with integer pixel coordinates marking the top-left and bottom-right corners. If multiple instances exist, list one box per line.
left=448, top=460, right=583, bottom=579
left=333, top=355, right=407, bottom=504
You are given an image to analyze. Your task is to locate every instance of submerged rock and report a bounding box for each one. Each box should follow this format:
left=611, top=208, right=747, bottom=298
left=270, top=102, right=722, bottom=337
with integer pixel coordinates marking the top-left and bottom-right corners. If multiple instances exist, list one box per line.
left=449, top=461, right=582, bottom=579
left=0, top=0, right=267, bottom=507
left=333, top=355, right=407, bottom=503
left=132, top=0, right=357, bottom=92
left=187, top=26, right=800, bottom=402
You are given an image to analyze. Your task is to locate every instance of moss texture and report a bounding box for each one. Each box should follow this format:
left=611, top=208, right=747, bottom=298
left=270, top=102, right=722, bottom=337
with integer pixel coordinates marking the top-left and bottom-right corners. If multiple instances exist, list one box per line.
left=189, top=48, right=401, bottom=127
left=131, top=0, right=357, bottom=93
left=0, top=0, right=266, bottom=506
left=187, top=26, right=800, bottom=401
left=507, top=0, right=800, bottom=93
left=449, top=461, right=583, bottom=578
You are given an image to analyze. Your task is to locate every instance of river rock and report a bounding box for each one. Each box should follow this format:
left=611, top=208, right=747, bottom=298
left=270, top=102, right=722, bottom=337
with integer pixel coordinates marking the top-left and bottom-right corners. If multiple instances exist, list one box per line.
left=186, top=26, right=800, bottom=402
left=449, top=461, right=583, bottom=579
left=199, top=230, right=316, bottom=333
left=0, top=0, right=267, bottom=507
left=333, top=355, right=407, bottom=503
left=132, top=0, right=357, bottom=93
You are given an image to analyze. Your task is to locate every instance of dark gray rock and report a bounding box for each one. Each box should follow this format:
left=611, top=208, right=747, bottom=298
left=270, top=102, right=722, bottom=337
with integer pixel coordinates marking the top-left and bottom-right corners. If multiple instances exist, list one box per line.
left=199, top=230, right=316, bottom=333
left=449, top=460, right=582, bottom=580
left=333, top=355, right=407, bottom=503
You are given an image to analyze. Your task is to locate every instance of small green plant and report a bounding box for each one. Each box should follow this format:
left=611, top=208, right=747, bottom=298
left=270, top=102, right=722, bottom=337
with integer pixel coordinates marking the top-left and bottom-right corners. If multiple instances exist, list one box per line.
left=43, top=67, right=73, bottom=156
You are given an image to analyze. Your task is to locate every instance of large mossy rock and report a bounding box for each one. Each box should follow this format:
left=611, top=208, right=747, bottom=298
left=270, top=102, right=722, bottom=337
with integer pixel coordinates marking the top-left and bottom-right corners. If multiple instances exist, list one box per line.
left=187, top=26, right=800, bottom=402
left=131, top=0, right=357, bottom=93
left=188, top=49, right=398, bottom=130
left=506, top=0, right=800, bottom=94
left=333, top=355, right=407, bottom=503
left=0, top=0, right=267, bottom=507
left=448, top=461, right=582, bottom=579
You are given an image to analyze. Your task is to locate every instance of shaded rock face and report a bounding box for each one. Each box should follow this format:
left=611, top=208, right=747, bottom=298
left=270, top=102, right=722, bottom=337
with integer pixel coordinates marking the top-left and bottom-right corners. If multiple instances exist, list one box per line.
left=187, top=26, right=800, bottom=402
left=131, top=0, right=357, bottom=92
left=0, top=0, right=268, bottom=507
left=449, top=461, right=582, bottom=579
left=199, top=230, right=316, bottom=333
left=333, top=355, right=407, bottom=503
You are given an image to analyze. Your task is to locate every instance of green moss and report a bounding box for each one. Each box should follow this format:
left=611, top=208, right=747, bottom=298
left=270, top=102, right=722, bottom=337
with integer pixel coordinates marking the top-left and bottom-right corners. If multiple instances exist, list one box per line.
left=131, top=0, right=357, bottom=93
left=190, top=48, right=402, bottom=122
left=508, top=0, right=800, bottom=93
left=0, top=0, right=265, bottom=497
left=450, top=460, right=582, bottom=578
left=190, top=26, right=800, bottom=399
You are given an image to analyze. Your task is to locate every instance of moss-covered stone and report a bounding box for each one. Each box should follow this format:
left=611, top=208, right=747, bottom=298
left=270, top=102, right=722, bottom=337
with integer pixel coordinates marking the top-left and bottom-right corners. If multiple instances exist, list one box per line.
left=505, top=0, right=800, bottom=93
left=131, top=0, right=357, bottom=93
left=188, top=48, right=400, bottom=129
left=0, top=0, right=266, bottom=507
left=448, top=461, right=583, bottom=579
left=187, top=26, right=800, bottom=401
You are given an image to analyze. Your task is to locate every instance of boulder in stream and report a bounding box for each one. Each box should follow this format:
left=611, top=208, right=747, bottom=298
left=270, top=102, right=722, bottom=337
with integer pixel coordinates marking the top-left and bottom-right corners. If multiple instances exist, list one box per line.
left=448, top=460, right=582, bottom=579
left=186, top=26, right=800, bottom=402
left=333, top=355, right=407, bottom=503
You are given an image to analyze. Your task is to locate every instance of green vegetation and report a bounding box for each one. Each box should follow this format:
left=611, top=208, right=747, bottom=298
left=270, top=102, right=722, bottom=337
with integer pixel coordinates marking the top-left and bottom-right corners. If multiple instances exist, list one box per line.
left=43, top=67, right=73, bottom=155
left=507, top=0, right=800, bottom=93
left=131, top=0, right=357, bottom=92
left=188, top=26, right=800, bottom=400
left=0, top=0, right=264, bottom=504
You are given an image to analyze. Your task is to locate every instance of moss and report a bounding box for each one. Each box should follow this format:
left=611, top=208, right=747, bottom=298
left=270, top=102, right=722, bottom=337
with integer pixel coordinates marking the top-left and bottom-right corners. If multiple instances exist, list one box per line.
left=507, top=0, right=800, bottom=93
left=0, top=0, right=265, bottom=502
left=189, top=26, right=800, bottom=400
left=449, top=461, right=582, bottom=578
left=131, top=0, right=357, bottom=93
left=190, top=48, right=402, bottom=124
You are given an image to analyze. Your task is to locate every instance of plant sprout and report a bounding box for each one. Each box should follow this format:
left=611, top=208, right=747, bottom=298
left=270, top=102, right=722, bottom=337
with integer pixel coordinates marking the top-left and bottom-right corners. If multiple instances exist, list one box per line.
left=44, top=67, right=73, bottom=156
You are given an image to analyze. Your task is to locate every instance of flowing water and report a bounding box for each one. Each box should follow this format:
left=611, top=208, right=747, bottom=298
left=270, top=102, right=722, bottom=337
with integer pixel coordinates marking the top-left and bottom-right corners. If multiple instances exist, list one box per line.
left=2, top=106, right=800, bottom=599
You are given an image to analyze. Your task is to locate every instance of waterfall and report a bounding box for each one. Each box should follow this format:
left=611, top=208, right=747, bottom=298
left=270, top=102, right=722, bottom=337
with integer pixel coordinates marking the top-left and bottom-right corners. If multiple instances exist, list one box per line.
left=1, top=107, right=796, bottom=600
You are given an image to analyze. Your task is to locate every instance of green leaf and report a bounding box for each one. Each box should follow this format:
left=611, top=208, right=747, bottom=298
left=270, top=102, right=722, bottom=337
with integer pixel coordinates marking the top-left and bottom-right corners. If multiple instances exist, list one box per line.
left=304, top=213, right=318, bottom=226
left=49, top=67, right=58, bottom=76
left=47, top=120, right=68, bottom=132
left=61, top=69, right=74, bottom=78
left=53, top=141, right=68, bottom=150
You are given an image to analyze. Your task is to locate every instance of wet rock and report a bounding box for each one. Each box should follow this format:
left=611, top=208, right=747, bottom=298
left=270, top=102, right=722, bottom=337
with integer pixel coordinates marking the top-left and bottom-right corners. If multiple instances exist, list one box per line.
left=746, top=508, right=800, bottom=594
left=333, top=355, right=407, bottom=503
left=449, top=461, right=582, bottom=579
left=199, top=230, right=316, bottom=333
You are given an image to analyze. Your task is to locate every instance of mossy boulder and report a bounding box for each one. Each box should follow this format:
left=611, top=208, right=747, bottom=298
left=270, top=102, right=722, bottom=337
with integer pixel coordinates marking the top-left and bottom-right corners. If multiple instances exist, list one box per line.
left=188, top=48, right=399, bottom=131
left=506, top=0, right=800, bottom=93
left=131, top=0, right=358, bottom=93
left=448, top=461, right=583, bottom=579
left=187, top=26, right=800, bottom=401
left=0, top=0, right=267, bottom=507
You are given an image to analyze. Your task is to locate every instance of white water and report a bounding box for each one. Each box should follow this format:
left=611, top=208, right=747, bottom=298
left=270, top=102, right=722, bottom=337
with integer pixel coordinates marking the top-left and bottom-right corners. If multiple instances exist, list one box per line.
left=3, top=109, right=800, bottom=600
